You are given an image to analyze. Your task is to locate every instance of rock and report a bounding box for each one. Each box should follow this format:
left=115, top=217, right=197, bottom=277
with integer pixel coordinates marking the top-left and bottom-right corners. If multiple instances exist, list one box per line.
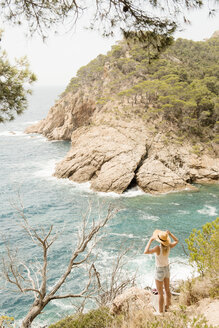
left=189, top=155, right=219, bottom=182
left=25, top=90, right=219, bottom=195
left=54, top=124, right=147, bottom=193
left=136, top=142, right=219, bottom=194
left=136, top=158, right=195, bottom=194
left=27, top=94, right=219, bottom=194
left=110, top=287, right=152, bottom=315
left=189, top=298, right=219, bottom=327
left=211, top=30, right=219, bottom=39
left=25, top=91, right=96, bottom=140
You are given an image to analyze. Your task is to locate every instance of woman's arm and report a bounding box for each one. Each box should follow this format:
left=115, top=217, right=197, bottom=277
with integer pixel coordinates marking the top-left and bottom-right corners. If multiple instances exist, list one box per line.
left=144, top=236, right=159, bottom=254
left=167, top=230, right=179, bottom=248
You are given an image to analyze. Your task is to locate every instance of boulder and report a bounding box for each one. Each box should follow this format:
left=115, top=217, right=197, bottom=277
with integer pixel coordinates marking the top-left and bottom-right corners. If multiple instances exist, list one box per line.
left=110, top=287, right=152, bottom=315
left=54, top=124, right=147, bottom=193
left=136, top=158, right=194, bottom=194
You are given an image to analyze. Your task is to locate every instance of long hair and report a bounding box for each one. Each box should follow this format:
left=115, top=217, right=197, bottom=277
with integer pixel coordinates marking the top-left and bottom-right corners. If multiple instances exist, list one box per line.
left=161, top=243, right=170, bottom=255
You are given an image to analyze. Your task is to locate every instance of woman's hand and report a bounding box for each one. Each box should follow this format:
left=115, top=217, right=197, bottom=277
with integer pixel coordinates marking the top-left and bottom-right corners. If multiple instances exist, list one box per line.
left=166, top=230, right=170, bottom=235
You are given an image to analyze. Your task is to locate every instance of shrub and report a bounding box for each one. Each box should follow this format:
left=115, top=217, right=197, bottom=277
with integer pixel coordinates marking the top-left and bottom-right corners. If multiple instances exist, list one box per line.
left=179, top=276, right=217, bottom=305
left=118, top=308, right=214, bottom=328
left=49, top=306, right=215, bottom=328
left=185, top=217, right=219, bottom=277
left=49, top=307, right=115, bottom=328
left=0, top=315, right=14, bottom=328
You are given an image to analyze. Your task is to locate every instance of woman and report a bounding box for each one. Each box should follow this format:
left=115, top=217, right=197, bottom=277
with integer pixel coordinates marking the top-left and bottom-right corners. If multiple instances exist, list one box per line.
left=144, top=229, right=178, bottom=314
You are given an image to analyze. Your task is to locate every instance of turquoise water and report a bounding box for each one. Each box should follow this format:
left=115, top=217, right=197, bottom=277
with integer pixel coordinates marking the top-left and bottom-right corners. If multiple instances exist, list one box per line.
left=0, top=87, right=218, bottom=327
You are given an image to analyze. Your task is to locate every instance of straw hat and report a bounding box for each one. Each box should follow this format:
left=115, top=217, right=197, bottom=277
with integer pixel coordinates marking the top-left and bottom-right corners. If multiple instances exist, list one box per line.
left=153, top=229, right=170, bottom=246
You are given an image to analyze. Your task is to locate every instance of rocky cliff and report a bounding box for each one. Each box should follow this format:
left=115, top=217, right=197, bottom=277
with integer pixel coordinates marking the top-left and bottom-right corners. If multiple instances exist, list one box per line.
left=26, top=35, right=219, bottom=194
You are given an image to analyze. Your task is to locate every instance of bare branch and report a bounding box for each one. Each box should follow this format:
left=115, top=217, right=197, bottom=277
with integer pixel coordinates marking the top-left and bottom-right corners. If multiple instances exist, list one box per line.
left=2, top=197, right=118, bottom=328
left=49, top=262, right=94, bottom=300
left=47, top=205, right=118, bottom=299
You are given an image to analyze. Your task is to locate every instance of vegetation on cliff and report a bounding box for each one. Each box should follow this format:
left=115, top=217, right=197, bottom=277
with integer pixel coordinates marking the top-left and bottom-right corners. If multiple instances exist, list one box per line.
left=49, top=307, right=213, bottom=328
left=180, top=217, right=219, bottom=305
left=64, top=32, right=219, bottom=143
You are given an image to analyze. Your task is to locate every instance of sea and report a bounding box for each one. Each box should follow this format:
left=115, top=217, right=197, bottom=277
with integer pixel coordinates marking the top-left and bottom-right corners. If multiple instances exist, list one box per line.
left=0, top=86, right=218, bottom=327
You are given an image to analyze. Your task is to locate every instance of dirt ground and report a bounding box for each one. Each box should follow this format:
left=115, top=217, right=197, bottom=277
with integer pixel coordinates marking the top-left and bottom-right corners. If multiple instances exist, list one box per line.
left=189, top=298, right=219, bottom=327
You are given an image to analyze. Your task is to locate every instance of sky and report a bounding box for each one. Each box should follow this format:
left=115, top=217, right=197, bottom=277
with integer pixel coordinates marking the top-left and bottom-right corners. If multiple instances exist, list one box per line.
left=1, top=5, right=219, bottom=87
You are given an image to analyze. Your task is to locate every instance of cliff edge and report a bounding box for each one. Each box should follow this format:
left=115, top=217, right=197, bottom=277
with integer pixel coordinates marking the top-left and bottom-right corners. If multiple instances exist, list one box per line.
left=26, top=35, right=219, bottom=194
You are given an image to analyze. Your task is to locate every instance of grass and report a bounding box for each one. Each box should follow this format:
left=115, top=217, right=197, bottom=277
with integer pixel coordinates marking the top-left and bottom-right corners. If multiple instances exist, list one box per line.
left=49, top=304, right=215, bottom=328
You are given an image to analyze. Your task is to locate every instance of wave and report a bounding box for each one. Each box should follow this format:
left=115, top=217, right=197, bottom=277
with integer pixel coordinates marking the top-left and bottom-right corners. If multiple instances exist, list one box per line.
left=170, top=257, right=197, bottom=281
left=51, top=178, right=145, bottom=198
left=93, top=186, right=145, bottom=198
left=109, top=232, right=136, bottom=238
left=0, top=130, right=27, bottom=137
left=122, top=187, right=145, bottom=197
left=139, top=214, right=159, bottom=221
left=33, top=159, right=59, bottom=179
left=209, top=193, right=217, bottom=198
left=53, top=299, right=74, bottom=311
left=22, top=120, right=39, bottom=125
left=197, top=205, right=217, bottom=216
left=177, top=210, right=190, bottom=215
left=0, top=130, right=46, bottom=142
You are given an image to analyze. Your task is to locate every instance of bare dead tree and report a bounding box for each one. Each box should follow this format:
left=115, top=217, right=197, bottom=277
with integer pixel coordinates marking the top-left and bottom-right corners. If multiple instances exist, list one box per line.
left=1, top=200, right=118, bottom=328
left=92, top=244, right=136, bottom=306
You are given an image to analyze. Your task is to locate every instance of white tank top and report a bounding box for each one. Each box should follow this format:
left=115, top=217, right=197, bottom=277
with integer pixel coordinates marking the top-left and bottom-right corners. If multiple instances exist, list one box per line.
left=155, top=245, right=170, bottom=267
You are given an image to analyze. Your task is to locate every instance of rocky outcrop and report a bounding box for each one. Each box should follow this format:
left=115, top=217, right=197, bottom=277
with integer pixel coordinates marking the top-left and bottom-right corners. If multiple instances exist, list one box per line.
left=25, top=91, right=96, bottom=140
left=52, top=119, right=219, bottom=193
left=26, top=98, right=219, bottom=194
left=54, top=122, right=148, bottom=193
left=110, top=287, right=152, bottom=315
left=25, top=35, right=219, bottom=194
left=136, top=158, right=194, bottom=194
left=136, top=141, right=219, bottom=194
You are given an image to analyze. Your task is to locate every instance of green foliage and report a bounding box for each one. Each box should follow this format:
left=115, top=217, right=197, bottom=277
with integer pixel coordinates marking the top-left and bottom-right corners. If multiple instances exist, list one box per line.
left=185, top=217, right=219, bottom=276
left=49, top=307, right=115, bottom=328
left=0, top=31, right=37, bottom=122
left=63, top=77, right=80, bottom=95
left=64, top=34, right=219, bottom=141
left=0, top=315, right=14, bottom=328
left=76, top=55, right=106, bottom=82
left=49, top=307, right=215, bottom=328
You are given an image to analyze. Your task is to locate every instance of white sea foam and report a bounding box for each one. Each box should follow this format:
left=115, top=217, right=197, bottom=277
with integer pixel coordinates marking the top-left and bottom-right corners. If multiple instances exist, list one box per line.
left=0, top=130, right=27, bottom=137
left=68, top=180, right=92, bottom=192
left=178, top=210, right=190, bottom=215
left=53, top=299, right=74, bottom=311
left=140, top=214, right=159, bottom=221
left=136, top=256, right=196, bottom=288
left=27, top=133, right=45, bottom=139
left=197, top=205, right=217, bottom=216
left=34, top=159, right=59, bottom=179
left=122, top=187, right=145, bottom=197
left=23, top=120, right=39, bottom=125
left=170, top=257, right=197, bottom=282
left=109, top=232, right=136, bottom=238
left=131, top=258, right=155, bottom=288
left=95, top=186, right=145, bottom=198
left=68, top=183, right=145, bottom=198
left=209, top=193, right=217, bottom=198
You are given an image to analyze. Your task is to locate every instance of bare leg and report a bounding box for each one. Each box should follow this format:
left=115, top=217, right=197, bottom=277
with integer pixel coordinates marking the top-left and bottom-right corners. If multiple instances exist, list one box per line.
left=164, top=277, right=171, bottom=310
left=155, top=279, right=164, bottom=313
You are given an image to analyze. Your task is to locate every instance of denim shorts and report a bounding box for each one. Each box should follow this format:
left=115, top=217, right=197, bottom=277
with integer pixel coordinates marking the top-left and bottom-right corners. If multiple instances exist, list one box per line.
left=155, top=265, right=170, bottom=281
